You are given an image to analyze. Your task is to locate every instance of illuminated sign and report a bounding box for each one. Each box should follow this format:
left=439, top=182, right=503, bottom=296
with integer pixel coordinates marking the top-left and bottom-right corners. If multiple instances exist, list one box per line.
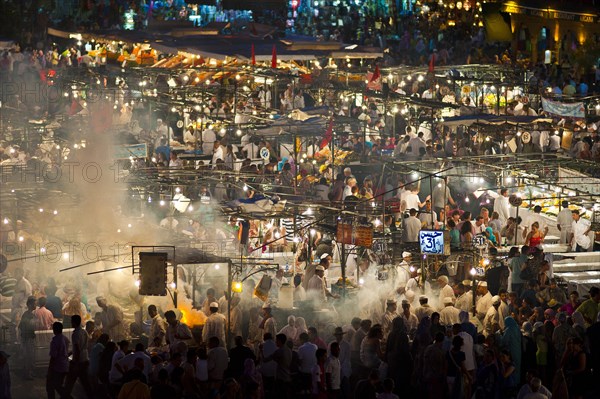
left=419, top=230, right=445, bottom=255
left=500, top=4, right=597, bottom=23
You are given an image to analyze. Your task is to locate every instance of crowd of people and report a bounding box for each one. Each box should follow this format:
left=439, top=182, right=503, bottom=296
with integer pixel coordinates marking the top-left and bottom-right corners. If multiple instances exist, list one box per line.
left=0, top=266, right=598, bottom=399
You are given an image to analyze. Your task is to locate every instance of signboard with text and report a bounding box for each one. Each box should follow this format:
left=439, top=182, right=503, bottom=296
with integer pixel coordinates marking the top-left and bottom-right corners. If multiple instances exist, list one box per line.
left=336, top=223, right=373, bottom=247
left=419, top=230, right=449, bottom=255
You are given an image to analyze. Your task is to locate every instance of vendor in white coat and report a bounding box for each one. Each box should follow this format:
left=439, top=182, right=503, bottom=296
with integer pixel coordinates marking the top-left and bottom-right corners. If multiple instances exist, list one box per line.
left=202, top=302, right=226, bottom=347
left=570, top=210, right=592, bottom=252
left=556, top=200, right=573, bottom=244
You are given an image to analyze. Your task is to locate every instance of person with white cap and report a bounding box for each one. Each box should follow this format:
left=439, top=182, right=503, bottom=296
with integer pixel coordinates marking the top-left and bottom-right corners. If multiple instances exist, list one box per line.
left=475, top=282, right=493, bottom=321
left=482, top=295, right=503, bottom=336
left=382, top=299, right=399, bottom=338
left=437, top=275, right=455, bottom=310
left=439, top=297, right=461, bottom=326
left=259, top=303, right=278, bottom=339
left=155, top=118, right=173, bottom=146
left=455, top=281, right=473, bottom=313
left=96, top=295, right=126, bottom=342
left=400, top=299, right=419, bottom=331
left=403, top=266, right=420, bottom=295
left=395, top=251, right=413, bottom=288
left=202, top=302, right=226, bottom=347
left=201, top=125, right=217, bottom=155
left=302, top=253, right=331, bottom=291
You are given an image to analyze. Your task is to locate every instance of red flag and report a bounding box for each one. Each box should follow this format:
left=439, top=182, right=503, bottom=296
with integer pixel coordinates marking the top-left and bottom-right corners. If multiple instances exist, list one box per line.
left=369, top=65, right=380, bottom=83
left=68, top=99, right=83, bottom=116
left=271, top=45, right=277, bottom=68
left=320, top=118, right=334, bottom=149
left=251, top=44, right=256, bottom=65
left=429, top=53, right=435, bottom=73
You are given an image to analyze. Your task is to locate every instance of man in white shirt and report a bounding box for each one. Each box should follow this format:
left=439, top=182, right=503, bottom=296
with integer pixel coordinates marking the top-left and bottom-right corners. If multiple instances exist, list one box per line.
left=493, top=188, right=511, bottom=223
left=156, top=119, right=173, bottom=142
left=211, top=140, right=224, bottom=166
left=556, top=200, right=573, bottom=244
left=148, top=305, right=166, bottom=347
left=482, top=296, right=502, bottom=336
left=570, top=210, right=592, bottom=252
left=11, top=268, right=32, bottom=327
left=202, top=127, right=216, bottom=155
left=455, top=282, right=473, bottom=312
left=453, top=324, right=475, bottom=375
left=408, top=132, right=426, bottom=157
left=548, top=131, right=561, bottom=152
left=475, top=282, right=493, bottom=322
left=258, top=86, right=272, bottom=108
left=414, top=295, right=435, bottom=321
left=169, top=152, right=182, bottom=169
left=242, top=140, right=259, bottom=159
left=474, top=216, right=486, bottom=234
left=307, top=266, right=339, bottom=302
left=402, top=185, right=429, bottom=212
left=399, top=299, right=419, bottom=331
left=402, top=209, right=422, bottom=243
left=202, top=302, right=227, bottom=346
left=421, top=87, right=435, bottom=99
left=440, top=297, right=461, bottom=326
left=437, top=275, right=455, bottom=308
left=539, top=130, right=551, bottom=152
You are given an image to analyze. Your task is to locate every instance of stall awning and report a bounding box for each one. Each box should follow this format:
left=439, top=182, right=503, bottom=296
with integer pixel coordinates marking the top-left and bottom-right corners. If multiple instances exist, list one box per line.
left=440, top=114, right=552, bottom=128
left=483, top=4, right=513, bottom=42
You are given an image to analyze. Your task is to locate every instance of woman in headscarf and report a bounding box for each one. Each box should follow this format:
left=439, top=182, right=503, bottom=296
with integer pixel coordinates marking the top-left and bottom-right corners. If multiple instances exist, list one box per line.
left=521, top=322, right=537, bottom=383
left=386, top=317, right=412, bottom=397
left=571, top=311, right=586, bottom=341
left=278, top=315, right=297, bottom=343
left=544, top=308, right=557, bottom=326
left=533, top=321, right=548, bottom=383
left=499, top=316, right=522, bottom=386
left=293, top=317, right=308, bottom=348
left=411, top=316, right=432, bottom=388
